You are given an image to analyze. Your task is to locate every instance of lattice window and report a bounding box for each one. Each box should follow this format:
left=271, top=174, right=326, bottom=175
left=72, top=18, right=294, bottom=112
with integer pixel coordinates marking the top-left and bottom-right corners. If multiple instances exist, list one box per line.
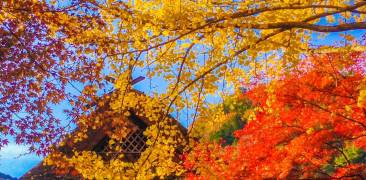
left=93, top=127, right=148, bottom=162
left=119, top=128, right=147, bottom=154
left=92, top=112, right=149, bottom=162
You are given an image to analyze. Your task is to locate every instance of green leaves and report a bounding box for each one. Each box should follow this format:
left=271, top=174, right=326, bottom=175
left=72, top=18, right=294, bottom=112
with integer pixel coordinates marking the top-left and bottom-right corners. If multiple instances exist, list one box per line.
left=209, top=116, right=245, bottom=146
left=335, top=144, right=366, bottom=167
left=210, top=97, right=252, bottom=146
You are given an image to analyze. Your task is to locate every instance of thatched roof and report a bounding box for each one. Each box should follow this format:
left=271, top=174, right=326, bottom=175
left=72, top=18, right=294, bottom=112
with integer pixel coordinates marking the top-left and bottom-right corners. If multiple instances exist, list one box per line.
left=21, top=89, right=187, bottom=179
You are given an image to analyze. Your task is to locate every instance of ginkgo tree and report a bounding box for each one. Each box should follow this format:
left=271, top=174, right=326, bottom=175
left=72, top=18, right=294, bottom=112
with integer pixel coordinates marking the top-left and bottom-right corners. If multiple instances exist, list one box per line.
left=80, top=2, right=366, bottom=177
left=2, top=0, right=366, bottom=179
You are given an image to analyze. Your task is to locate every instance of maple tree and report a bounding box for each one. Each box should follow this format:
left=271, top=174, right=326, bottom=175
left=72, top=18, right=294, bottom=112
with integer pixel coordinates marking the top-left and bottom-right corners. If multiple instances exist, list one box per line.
left=2, top=0, right=366, bottom=179
left=0, top=0, right=107, bottom=154
left=184, top=52, right=366, bottom=178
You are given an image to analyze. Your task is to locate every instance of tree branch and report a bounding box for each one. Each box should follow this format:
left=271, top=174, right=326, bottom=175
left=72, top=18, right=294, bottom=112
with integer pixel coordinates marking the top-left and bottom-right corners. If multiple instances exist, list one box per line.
left=239, top=22, right=366, bottom=32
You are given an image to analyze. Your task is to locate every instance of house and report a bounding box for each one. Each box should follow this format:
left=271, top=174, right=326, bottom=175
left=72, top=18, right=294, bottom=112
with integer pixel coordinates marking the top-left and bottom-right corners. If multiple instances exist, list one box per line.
left=21, top=89, right=187, bottom=179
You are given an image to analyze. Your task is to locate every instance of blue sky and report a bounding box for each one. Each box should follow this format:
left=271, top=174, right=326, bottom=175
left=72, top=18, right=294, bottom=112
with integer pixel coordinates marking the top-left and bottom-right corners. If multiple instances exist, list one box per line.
left=1, top=3, right=366, bottom=177
left=0, top=79, right=159, bottom=178
left=2, top=31, right=365, bottom=179
left=0, top=144, right=42, bottom=178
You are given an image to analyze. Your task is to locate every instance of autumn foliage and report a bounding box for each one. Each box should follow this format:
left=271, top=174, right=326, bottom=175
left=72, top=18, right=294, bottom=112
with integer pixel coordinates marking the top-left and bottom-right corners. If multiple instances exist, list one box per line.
left=0, top=0, right=106, bottom=154
left=3, top=0, right=366, bottom=179
left=184, top=53, right=366, bottom=178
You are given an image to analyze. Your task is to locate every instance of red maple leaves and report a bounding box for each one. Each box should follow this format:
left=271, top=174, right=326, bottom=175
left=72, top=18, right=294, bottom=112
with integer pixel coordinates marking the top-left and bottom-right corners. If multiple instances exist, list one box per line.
left=0, top=1, right=104, bottom=155
left=184, top=52, right=366, bottom=178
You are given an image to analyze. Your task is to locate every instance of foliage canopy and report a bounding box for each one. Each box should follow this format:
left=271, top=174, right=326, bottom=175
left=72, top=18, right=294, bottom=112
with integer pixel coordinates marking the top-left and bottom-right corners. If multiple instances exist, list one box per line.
left=2, top=0, right=366, bottom=179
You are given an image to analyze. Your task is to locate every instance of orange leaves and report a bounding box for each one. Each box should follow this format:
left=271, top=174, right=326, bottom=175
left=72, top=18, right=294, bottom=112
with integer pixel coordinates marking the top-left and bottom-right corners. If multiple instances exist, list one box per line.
left=333, top=164, right=366, bottom=178
left=2, top=0, right=366, bottom=178
left=184, top=53, right=366, bottom=178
